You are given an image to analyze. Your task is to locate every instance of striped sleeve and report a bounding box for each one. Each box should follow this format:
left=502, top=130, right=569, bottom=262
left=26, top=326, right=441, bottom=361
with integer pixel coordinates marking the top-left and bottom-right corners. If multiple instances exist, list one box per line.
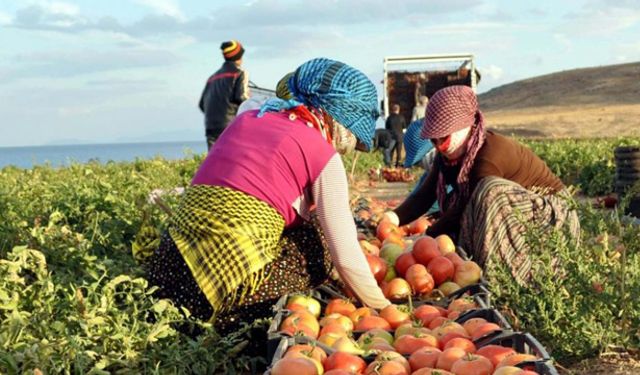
left=312, top=154, right=391, bottom=309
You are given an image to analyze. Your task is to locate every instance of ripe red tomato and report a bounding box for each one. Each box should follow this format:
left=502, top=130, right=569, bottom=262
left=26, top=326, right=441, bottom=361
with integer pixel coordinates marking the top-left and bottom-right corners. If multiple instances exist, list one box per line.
left=383, top=278, right=412, bottom=300
left=405, top=264, right=435, bottom=295
left=444, top=252, right=465, bottom=267
left=285, top=344, right=328, bottom=365
left=412, top=368, right=454, bottom=375
left=379, top=304, right=411, bottom=329
left=412, top=236, right=441, bottom=266
left=279, top=311, right=320, bottom=338
left=324, top=352, right=367, bottom=374
left=271, top=357, right=319, bottom=375
left=471, top=322, right=502, bottom=341
left=376, top=221, right=402, bottom=242
left=408, top=346, right=442, bottom=371
left=427, top=256, right=455, bottom=285
left=413, top=304, right=442, bottom=326
left=364, top=360, right=409, bottom=375
left=462, top=317, right=487, bottom=337
left=436, top=347, right=467, bottom=371
left=496, top=353, right=538, bottom=368
left=438, top=332, right=471, bottom=350
left=447, top=298, right=477, bottom=315
left=324, top=370, right=352, bottom=375
left=354, top=316, right=392, bottom=331
left=409, top=217, right=430, bottom=234
left=394, top=333, right=439, bottom=355
left=450, top=354, right=494, bottom=375
left=443, top=337, right=476, bottom=353
left=325, top=298, right=357, bottom=316
left=395, top=252, right=417, bottom=277
left=349, top=307, right=378, bottom=325
left=366, top=254, right=388, bottom=283
left=475, top=345, right=517, bottom=367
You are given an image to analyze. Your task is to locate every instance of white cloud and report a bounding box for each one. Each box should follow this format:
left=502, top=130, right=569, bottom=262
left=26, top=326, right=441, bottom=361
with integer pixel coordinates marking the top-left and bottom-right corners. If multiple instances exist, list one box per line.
left=41, top=1, right=80, bottom=17
left=12, top=1, right=89, bottom=30
left=1, top=47, right=181, bottom=83
left=418, top=21, right=514, bottom=36
left=0, top=11, right=12, bottom=25
left=480, top=64, right=503, bottom=80
left=564, top=2, right=640, bottom=35
left=134, top=0, right=185, bottom=21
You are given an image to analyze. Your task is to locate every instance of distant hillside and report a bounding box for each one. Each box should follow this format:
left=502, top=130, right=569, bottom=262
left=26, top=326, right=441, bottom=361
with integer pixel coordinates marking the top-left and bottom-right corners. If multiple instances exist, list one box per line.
left=479, top=62, right=640, bottom=110
left=477, top=62, right=640, bottom=138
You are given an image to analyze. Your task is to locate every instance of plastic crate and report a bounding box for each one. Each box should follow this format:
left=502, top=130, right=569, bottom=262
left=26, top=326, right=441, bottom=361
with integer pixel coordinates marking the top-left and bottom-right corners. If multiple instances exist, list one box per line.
left=473, top=332, right=558, bottom=375
left=267, top=285, right=492, bottom=361
left=527, top=360, right=561, bottom=375
left=264, top=336, right=289, bottom=375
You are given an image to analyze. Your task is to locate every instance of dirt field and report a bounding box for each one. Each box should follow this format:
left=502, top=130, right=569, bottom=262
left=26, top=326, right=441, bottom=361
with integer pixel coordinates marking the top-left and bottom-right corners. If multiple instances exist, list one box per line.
left=484, top=104, right=640, bottom=139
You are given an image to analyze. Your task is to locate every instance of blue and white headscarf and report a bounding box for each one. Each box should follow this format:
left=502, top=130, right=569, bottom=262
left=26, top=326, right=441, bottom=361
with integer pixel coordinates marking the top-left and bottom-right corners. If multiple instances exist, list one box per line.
left=403, top=119, right=434, bottom=168
left=287, top=58, right=380, bottom=149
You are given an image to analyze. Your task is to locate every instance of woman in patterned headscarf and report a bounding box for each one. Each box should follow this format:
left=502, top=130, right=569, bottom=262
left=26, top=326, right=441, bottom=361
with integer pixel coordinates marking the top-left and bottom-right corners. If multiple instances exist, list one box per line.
left=384, top=85, right=580, bottom=283
left=144, top=58, right=389, bottom=337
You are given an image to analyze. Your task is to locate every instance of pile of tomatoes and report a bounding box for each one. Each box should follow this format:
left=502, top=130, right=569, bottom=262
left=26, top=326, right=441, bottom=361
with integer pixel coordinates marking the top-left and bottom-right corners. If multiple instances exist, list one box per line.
left=269, top=292, right=543, bottom=375
left=265, top=205, right=558, bottom=374
left=358, top=218, right=482, bottom=302
left=380, top=168, right=416, bottom=183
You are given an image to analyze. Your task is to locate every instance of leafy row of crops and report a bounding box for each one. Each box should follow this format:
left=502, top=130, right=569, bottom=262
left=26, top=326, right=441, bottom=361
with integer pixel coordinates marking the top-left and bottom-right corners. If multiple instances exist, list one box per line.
left=0, top=138, right=639, bottom=373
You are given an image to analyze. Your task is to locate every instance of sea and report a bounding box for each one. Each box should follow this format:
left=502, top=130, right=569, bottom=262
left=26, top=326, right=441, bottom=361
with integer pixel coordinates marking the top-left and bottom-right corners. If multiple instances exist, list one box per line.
left=0, top=141, right=207, bottom=169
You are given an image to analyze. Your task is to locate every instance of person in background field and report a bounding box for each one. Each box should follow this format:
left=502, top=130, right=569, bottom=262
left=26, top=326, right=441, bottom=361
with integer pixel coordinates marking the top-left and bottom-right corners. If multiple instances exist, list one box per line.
left=199, top=40, right=250, bottom=150
left=146, top=58, right=390, bottom=341
left=385, top=104, right=406, bottom=167
left=412, top=95, right=429, bottom=122
left=373, top=128, right=395, bottom=167
left=384, top=85, right=580, bottom=284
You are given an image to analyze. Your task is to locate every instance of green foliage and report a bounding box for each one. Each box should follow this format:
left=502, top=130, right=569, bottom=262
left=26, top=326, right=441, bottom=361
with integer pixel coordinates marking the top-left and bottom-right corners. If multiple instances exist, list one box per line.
left=0, top=157, right=264, bottom=374
left=352, top=137, right=640, bottom=196
left=2, top=138, right=640, bottom=372
left=522, top=137, right=640, bottom=196
left=489, top=200, right=640, bottom=364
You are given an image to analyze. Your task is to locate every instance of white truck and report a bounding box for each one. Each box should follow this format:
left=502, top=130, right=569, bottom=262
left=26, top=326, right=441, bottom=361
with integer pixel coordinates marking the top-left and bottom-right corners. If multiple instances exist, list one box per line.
left=382, top=53, right=480, bottom=123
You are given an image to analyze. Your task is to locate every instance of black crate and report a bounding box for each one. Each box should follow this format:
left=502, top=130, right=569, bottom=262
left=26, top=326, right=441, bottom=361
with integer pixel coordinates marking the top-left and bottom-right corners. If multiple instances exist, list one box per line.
left=472, top=332, right=558, bottom=375
left=525, top=360, right=560, bottom=375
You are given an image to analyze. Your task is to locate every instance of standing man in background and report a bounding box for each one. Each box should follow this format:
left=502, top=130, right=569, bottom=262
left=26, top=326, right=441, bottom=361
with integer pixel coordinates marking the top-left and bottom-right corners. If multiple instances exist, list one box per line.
left=199, top=40, right=250, bottom=150
left=385, top=104, right=407, bottom=167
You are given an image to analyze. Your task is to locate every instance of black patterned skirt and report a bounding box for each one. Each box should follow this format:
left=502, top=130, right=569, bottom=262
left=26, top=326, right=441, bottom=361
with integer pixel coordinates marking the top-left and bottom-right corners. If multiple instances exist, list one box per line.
left=145, top=215, right=332, bottom=336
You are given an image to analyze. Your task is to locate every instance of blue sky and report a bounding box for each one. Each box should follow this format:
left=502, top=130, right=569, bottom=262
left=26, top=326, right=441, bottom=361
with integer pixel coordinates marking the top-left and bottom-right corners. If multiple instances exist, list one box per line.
left=0, top=0, right=639, bottom=147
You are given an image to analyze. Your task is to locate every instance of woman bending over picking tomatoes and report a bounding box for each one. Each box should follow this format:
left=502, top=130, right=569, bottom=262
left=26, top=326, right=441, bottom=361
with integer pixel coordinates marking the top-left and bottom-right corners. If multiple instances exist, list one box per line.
left=384, top=85, right=580, bottom=283
left=144, top=58, right=391, bottom=336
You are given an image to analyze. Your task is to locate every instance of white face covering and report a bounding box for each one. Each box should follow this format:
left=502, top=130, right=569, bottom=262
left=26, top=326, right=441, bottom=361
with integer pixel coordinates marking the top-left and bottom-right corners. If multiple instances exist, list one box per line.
left=332, top=121, right=357, bottom=155
left=440, top=126, right=471, bottom=158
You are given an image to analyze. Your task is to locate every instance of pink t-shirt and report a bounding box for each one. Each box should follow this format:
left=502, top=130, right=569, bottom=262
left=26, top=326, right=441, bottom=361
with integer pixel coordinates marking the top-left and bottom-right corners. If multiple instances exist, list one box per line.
left=191, top=109, right=390, bottom=309
left=192, top=110, right=336, bottom=227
